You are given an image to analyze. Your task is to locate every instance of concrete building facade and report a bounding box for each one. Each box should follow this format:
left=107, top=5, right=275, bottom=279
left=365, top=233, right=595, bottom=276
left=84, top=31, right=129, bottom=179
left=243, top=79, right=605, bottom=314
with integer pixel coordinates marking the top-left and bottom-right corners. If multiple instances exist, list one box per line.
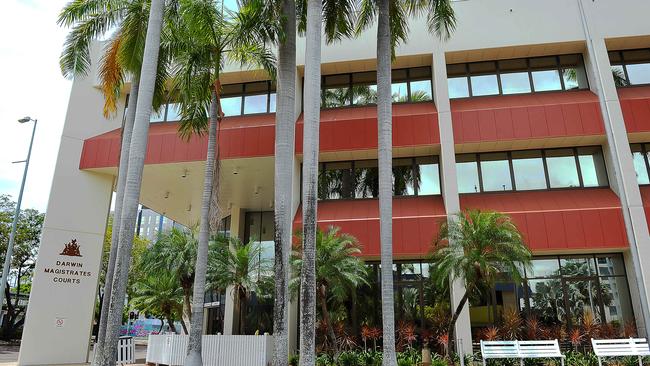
left=17, top=0, right=650, bottom=363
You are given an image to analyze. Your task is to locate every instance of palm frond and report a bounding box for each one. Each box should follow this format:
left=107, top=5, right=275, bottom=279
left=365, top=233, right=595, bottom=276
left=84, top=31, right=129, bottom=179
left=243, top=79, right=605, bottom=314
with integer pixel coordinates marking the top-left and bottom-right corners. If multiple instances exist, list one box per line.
left=99, top=34, right=125, bottom=118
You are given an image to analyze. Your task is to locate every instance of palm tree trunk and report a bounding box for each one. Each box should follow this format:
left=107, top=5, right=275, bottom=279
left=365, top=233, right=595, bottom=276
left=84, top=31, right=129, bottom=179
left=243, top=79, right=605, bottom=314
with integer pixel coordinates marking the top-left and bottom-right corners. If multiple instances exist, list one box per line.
left=182, top=286, right=192, bottom=332
left=96, top=1, right=165, bottom=365
left=272, top=0, right=297, bottom=364
left=180, top=317, right=189, bottom=335
left=239, top=290, right=247, bottom=335
left=299, top=0, right=322, bottom=365
left=184, top=89, right=219, bottom=366
left=319, top=285, right=339, bottom=358
left=446, top=290, right=471, bottom=365
left=93, top=75, right=139, bottom=364
left=168, top=317, right=178, bottom=334
left=377, top=0, right=397, bottom=364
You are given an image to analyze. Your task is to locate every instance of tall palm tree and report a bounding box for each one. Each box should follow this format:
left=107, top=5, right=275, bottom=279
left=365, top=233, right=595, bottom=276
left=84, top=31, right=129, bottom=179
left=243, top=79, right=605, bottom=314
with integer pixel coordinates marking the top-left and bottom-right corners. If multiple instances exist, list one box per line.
left=139, top=227, right=199, bottom=334
left=357, top=1, right=455, bottom=363
left=291, top=227, right=367, bottom=358
left=131, top=271, right=184, bottom=334
left=208, top=236, right=273, bottom=335
left=57, top=1, right=168, bottom=362
left=431, top=210, right=531, bottom=360
left=298, top=0, right=355, bottom=363
left=168, top=1, right=276, bottom=363
left=99, top=0, right=167, bottom=364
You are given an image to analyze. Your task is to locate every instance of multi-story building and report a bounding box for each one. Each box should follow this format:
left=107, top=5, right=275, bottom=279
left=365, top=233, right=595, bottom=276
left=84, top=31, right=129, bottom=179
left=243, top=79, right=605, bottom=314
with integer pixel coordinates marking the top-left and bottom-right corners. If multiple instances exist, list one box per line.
left=17, top=0, right=650, bottom=364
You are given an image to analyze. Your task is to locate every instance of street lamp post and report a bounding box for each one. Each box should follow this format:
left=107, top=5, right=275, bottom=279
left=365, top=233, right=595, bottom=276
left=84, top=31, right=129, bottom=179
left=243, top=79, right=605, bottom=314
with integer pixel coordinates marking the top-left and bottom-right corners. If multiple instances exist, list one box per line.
left=0, top=117, right=38, bottom=312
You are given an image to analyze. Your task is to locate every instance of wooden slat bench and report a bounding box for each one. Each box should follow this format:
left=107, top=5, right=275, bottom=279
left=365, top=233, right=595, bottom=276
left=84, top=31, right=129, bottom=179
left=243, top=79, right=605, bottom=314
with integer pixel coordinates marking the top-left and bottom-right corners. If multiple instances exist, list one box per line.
left=480, top=339, right=564, bottom=366
left=592, top=338, right=650, bottom=366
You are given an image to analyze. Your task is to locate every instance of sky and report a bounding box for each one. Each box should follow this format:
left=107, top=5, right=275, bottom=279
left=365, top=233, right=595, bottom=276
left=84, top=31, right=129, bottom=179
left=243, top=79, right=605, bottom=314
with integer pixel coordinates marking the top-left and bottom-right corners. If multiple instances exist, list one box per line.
left=0, top=0, right=72, bottom=212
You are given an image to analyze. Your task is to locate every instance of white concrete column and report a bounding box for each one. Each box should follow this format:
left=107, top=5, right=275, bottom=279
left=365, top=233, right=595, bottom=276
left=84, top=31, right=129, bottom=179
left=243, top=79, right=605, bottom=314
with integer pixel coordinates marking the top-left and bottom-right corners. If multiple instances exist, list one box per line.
left=432, top=45, right=472, bottom=354
left=18, top=59, right=120, bottom=365
left=578, top=0, right=650, bottom=336
left=223, top=205, right=244, bottom=335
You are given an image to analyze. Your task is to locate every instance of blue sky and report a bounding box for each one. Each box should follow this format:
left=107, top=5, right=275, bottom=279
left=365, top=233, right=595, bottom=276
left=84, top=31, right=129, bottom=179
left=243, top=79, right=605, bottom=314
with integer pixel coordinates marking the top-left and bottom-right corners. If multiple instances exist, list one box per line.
left=0, top=0, right=72, bottom=212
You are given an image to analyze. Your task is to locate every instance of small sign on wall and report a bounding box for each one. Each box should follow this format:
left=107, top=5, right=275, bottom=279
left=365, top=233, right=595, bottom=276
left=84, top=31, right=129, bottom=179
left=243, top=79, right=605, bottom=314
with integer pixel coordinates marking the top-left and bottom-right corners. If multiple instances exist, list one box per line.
left=55, top=317, right=66, bottom=328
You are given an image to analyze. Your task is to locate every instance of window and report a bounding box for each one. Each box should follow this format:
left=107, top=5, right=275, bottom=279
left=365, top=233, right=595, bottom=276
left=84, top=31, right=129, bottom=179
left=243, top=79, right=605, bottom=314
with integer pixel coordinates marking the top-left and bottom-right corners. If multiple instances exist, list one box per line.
left=320, top=67, right=432, bottom=108
left=545, top=149, right=580, bottom=188
left=447, top=54, right=588, bottom=98
left=222, top=81, right=276, bottom=116
left=457, top=147, right=608, bottom=193
left=512, top=150, right=547, bottom=190
left=630, top=143, right=650, bottom=185
left=522, top=254, right=634, bottom=328
left=315, top=156, right=441, bottom=200
left=609, top=49, right=650, bottom=87
left=456, top=154, right=480, bottom=193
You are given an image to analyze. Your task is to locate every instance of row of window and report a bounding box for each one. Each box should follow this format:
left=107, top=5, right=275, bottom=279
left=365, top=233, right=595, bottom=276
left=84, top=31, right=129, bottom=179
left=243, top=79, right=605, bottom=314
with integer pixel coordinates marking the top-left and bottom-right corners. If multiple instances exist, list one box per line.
left=320, top=67, right=433, bottom=108
left=317, top=156, right=440, bottom=200
left=447, top=54, right=588, bottom=99
left=357, top=254, right=632, bottom=339
left=315, top=147, right=609, bottom=200
left=457, top=147, right=608, bottom=193
left=609, top=49, right=650, bottom=87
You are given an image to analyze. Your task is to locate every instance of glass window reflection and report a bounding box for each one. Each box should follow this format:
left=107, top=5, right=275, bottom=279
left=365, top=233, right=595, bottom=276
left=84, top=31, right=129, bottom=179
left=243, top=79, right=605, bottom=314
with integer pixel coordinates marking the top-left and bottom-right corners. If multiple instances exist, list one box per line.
left=501, top=72, right=531, bottom=94
left=512, top=150, right=547, bottom=190
left=409, top=80, right=432, bottom=101
left=546, top=149, right=580, bottom=188
left=470, top=74, right=499, bottom=96
left=243, top=94, right=268, bottom=114
left=448, top=77, right=469, bottom=98
left=457, top=155, right=480, bottom=193
left=221, top=96, right=242, bottom=116
left=480, top=153, right=512, bottom=191
left=532, top=70, right=562, bottom=91
left=626, top=63, right=650, bottom=85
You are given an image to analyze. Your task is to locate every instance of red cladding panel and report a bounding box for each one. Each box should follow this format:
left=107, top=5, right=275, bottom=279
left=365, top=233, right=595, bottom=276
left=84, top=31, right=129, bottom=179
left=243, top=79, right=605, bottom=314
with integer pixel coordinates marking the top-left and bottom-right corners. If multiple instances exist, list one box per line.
left=293, top=196, right=446, bottom=258
left=638, top=186, right=650, bottom=230
left=450, top=91, right=605, bottom=144
left=459, top=189, right=628, bottom=253
left=619, top=87, right=650, bottom=133
left=295, top=103, right=439, bottom=154
left=79, top=114, right=276, bottom=169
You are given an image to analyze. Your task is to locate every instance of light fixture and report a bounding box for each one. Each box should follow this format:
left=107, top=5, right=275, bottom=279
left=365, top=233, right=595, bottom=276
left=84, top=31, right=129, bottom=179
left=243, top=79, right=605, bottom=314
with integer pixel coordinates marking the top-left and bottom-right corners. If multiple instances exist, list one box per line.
left=181, top=169, right=189, bottom=178
left=233, top=167, right=239, bottom=175
left=187, top=204, right=192, bottom=212
left=18, top=116, right=34, bottom=123
left=164, top=191, right=170, bottom=199
left=254, top=186, right=260, bottom=195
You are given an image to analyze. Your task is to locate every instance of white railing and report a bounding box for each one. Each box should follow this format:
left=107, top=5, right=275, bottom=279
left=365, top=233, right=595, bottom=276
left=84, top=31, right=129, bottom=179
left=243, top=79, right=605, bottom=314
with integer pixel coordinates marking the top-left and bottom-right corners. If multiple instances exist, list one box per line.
left=117, top=336, right=136, bottom=365
left=146, top=334, right=274, bottom=366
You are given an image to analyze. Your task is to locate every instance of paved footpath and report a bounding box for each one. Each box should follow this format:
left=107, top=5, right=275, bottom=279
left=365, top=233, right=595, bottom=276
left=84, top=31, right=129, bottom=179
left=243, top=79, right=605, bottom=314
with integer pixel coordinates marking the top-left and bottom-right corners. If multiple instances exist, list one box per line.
left=0, top=344, right=148, bottom=366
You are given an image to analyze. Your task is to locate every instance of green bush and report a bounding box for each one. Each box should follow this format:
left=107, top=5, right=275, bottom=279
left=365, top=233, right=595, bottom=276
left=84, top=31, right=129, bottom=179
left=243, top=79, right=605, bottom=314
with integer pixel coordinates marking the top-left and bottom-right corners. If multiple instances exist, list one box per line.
left=289, top=354, right=299, bottom=366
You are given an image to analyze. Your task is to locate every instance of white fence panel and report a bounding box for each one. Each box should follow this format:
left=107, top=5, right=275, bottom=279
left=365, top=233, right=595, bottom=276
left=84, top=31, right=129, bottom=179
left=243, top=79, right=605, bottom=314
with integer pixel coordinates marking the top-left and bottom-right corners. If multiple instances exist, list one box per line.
left=117, top=336, right=135, bottom=364
left=147, top=334, right=274, bottom=366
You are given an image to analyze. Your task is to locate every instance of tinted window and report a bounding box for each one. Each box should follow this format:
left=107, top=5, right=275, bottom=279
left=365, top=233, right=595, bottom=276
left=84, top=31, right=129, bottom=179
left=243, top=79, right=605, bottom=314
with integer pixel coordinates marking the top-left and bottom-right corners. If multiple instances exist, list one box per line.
left=546, top=149, right=580, bottom=188
left=480, top=153, right=512, bottom=191
left=501, top=72, right=531, bottom=94
left=221, top=96, right=242, bottom=116
left=416, top=156, right=440, bottom=195
left=457, top=155, right=480, bottom=193
left=448, top=77, right=469, bottom=98
left=532, top=70, right=562, bottom=91
left=355, top=160, right=378, bottom=198
left=391, top=82, right=407, bottom=103
left=512, top=150, right=547, bottom=190
left=410, top=80, right=432, bottom=101
left=470, top=74, right=499, bottom=96
left=243, top=94, right=268, bottom=114
left=626, top=63, right=650, bottom=85
left=393, top=158, right=415, bottom=196
left=632, top=144, right=650, bottom=184
left=577, top=147, right=608, bottom=187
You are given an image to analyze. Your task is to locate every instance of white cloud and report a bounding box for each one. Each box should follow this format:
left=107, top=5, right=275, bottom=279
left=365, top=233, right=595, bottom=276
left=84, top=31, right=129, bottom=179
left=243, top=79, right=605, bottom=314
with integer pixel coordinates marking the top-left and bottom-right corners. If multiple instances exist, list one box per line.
left=0, top=0, right=72, bottom=212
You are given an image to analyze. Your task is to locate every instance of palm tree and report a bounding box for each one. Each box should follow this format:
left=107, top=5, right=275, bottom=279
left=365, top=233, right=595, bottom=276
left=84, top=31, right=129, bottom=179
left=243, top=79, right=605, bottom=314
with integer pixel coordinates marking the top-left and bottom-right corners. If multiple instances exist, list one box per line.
left=131, top=271, right=184, bottom=334
left=356, top=1, right=455, bottom=362
left=100, top=0, right=167, bottom=364
left=208, top=236, right=273, bottom=335
left=292, top=227, right=367, bottom=358
left=168, top=1, right=276, bottom=363
left=57, top=1, right=169, bottom=363
left=299, top=0, right=356, bottom=363
left=431, top=210, right=532, bottom=359
left=139, top=227, right=199, bottom=334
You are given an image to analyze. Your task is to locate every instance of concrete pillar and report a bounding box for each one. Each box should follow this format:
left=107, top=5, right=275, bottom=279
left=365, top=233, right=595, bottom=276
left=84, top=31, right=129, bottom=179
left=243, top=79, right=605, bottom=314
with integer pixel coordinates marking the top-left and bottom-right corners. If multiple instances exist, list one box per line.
left=431, top=45, right=473, bottom=354
left=223, top=205, right=244, bottom=335
left=18, top=59, right=120, bottom=365
left=578, top=0, right=650, bottom=336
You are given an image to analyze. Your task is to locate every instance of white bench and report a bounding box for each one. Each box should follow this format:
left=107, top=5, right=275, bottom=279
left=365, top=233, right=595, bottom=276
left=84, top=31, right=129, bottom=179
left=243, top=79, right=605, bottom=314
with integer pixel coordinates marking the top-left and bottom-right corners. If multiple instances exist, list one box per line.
left=480, top=339, right=564, bottom=366
left=592, top=338, right=650, bottom=366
